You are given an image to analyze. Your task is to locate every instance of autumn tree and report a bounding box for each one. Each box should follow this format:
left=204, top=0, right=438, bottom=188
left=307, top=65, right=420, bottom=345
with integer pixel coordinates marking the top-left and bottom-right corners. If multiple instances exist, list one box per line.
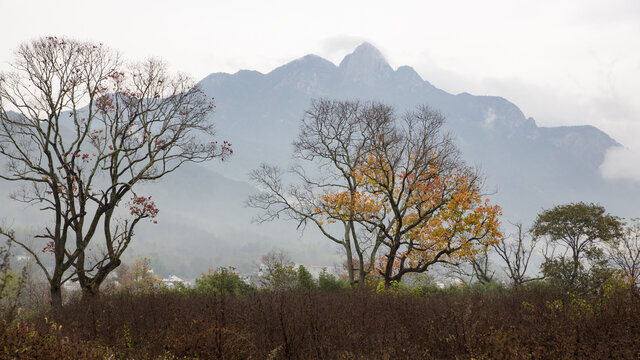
left=249, top=100, right=502, bottom=289
left=532, top=202, right=622, bottom=290
left=124, top=257, right=161, bottom=293
left=248, top=100, right=384, bottom=288
left=0, top=37, right=231, bottom=308
left=350, top=105, right=502, bottom=288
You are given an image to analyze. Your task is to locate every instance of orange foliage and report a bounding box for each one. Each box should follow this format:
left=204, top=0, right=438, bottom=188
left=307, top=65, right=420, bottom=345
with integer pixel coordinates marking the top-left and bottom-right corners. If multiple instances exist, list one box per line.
left=318, top=190, right=383, bottom=224
left=319, top=148, right=502, bottom=281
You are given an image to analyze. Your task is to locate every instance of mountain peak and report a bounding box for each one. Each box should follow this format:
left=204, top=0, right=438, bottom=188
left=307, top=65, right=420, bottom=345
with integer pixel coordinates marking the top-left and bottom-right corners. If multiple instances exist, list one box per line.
left=270, top=53, right=336, bottom=75
left=339, top=42, right=393, bottom=85
left=348, top=42, right=385, bottom=59
left=339, top=42, right=388, bottom=67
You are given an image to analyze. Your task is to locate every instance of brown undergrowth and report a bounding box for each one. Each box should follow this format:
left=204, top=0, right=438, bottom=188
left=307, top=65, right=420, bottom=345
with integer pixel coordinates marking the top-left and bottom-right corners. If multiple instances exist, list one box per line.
left=2, top=286, right=640, bottom=359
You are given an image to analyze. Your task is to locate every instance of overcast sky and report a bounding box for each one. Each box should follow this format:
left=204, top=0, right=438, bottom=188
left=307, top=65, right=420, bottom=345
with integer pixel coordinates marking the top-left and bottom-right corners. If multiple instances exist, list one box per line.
left=1, top=0, right=639, bottom=180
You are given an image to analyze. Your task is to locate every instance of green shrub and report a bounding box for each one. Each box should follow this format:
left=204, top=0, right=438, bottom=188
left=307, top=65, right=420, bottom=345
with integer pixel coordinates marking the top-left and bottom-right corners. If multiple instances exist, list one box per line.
left=0, top=241, right=27, bottom=327
left=469, top=279, right=507, bottom=294
left=296, top=265, right=316, bottom=291
left=318, top=269, right=346, bottom=292
left=194, top=267, right=255, bottom=296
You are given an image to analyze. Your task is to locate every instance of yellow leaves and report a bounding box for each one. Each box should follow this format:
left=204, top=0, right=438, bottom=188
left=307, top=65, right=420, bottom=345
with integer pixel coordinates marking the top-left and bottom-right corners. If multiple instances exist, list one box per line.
left=314, top=133, right=504, bottom=278
left=359, top=152, right=502, bottom=275
left=317, top=190, right=383, bottom=221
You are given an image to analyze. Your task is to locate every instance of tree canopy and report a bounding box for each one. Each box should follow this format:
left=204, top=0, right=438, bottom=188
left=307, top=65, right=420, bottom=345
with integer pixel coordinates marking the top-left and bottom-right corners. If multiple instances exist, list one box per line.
left=249, top=99, right=502, bottom=288
left=0, top=36, right=230, bottom=307
left=532, top=202, right=623, bottom=290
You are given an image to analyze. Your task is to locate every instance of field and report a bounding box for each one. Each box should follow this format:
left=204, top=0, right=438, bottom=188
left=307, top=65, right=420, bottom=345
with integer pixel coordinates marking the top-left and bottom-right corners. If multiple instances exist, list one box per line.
left=2, top=285, right=640, bottom=359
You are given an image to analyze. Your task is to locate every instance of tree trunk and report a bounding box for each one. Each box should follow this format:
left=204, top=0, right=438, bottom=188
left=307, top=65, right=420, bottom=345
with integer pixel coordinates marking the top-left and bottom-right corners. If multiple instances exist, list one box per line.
left=344, top=224, right=356, bottom=288
left=383, top=244, right=400, bottom=290
left=357, top=267, right=367, bottom=290
left=50, top=284, right=63, bottom=310
left=82, top=283, right=101, bottom=298
left=79, top=258, right=121, bottom=300
left=570, top=254, right=581, bottom=288
left=383, top=277, right=392, bottom=290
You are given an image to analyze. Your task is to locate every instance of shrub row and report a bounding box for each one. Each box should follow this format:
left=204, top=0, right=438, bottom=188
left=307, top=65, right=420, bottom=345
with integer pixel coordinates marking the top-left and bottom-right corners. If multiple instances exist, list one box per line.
left=2, top=286, right=640, bottom=359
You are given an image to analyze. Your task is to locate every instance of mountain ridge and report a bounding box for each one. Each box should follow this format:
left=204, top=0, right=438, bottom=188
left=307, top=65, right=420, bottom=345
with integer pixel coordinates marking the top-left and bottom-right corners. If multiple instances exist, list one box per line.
left=199, top=43, right=617, bottom=148
left=196, top=42, right=629, bottom=223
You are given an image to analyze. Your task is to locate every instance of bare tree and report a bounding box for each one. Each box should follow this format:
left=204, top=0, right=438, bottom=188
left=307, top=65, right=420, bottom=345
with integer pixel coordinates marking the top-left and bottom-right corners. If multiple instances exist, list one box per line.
left=0, top=37, right=231, bottom=308
left=469, top=251, right=496, bottom=285
left=493, top=222, right=541, bottom=286
left=257, top=249, right=295, bottom=288
left=248, top=99, right=384, bottom=288
left=607, top=218, right=640, bottom=285
left=446, top=249, right=496, bottom=286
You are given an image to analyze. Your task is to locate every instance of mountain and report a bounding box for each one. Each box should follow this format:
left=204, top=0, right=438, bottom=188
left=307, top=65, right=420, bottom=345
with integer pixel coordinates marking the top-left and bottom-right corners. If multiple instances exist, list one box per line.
left=2, top=43, right=637, bottom=277
left=198, top=42, right=635, bottom=222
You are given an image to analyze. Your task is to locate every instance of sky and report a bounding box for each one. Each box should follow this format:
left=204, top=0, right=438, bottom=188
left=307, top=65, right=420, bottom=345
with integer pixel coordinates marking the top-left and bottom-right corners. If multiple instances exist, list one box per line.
left=1, top=0, right=639, bottom=180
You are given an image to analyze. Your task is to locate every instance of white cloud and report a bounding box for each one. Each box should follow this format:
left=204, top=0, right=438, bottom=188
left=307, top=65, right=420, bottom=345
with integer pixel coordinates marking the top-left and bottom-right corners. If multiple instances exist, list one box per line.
left=321, top=36, right=372, bottom=61
left=601, top=146, right=640, bottom=182
left=483, top=107, right=496, bottom=129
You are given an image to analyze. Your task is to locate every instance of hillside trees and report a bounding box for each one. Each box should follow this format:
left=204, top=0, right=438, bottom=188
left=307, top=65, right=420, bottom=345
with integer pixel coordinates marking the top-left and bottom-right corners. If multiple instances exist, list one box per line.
left=249, top=99, right=502, bottom=289
left=0, top=37, right=231, bottom=307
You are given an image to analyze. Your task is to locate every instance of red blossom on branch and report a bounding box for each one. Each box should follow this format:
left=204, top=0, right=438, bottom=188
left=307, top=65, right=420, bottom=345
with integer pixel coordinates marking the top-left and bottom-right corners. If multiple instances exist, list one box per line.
left=128, top=196, right=159, bottom=222
left=96, top=95, right=115, bottom=113
left=222, top=140, right=233, bottom=154
left=217, top=140, right=233, bottom=161
left=42, top=241, right=55, bottom=253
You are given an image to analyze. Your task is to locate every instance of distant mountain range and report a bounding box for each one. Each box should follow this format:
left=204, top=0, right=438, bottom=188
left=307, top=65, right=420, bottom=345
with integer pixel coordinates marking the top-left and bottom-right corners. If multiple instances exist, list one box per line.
left=2, top=43, right=638, bottom=277
left=198, top=42, right=637, bottom=221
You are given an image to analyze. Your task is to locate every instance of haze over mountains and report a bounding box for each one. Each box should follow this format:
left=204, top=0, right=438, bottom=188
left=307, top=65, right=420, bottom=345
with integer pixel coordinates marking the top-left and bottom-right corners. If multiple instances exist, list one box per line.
left=2, top=43, right=638, bottom=277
